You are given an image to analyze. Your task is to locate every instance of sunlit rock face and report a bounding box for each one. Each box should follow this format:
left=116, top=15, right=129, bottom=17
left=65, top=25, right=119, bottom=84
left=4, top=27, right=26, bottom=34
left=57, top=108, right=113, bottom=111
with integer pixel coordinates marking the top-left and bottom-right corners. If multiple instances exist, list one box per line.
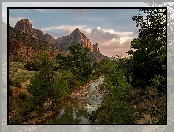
left=15, top=19, right=33, bottom=34
left=14, top=19, right=108, bottom=63
left=44, top=33, right=56, bottom=45
left=15, top=19, right=56, bottom=45
left=56, top=28, right=108, bottom=62
left=14, top=19, right=101, bottom=55
left=56, top=28, right=94, bottom=52
left=92, top=43, right=100, bottom=53
left=9, top=19, right=67, bottom=62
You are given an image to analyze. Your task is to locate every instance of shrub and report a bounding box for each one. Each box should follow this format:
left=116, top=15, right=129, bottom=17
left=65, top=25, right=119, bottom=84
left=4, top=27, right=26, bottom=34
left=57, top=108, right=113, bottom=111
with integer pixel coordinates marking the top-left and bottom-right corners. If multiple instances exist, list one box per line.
left=9, top=78, right=22, bottom=87
left=18, top=97, right=35, bottom=116
left=9, top=113, right=22, bottom=124
left=18, top=92, right=27, bottom=100
left=24, top=62, right=40, bottom=71
left=151, top=74, right=166, bottom=96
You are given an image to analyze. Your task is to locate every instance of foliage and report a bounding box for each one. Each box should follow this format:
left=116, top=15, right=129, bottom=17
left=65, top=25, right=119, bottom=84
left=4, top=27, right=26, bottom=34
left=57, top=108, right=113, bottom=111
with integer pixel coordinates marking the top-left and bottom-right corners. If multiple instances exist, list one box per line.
left=28, top=52, right=56, bottom=105
left=90, top=8, right=167, bottom=124
left=24, top=51, right=55, bottom=71
left=68, top=43, right=93, bottom=81
left=9, top=62, right=35, bottom=88
left=90, top=57, right=135, bottom=124
left=28, top=52, right=72, bottom=110
left=18, top=92, right=27, bottom=100
left=127, top=8, right=167, bottom=93
left=18, top=97, right=35, bottom=116
left=93, top=59, right=112, bottom=76
left=55, top=43, right=93, bottom=83
left=104, top=65, right=135, bottom=123
left=9, top=112, right=22, bottom=124
left=9, top=78, right=22, bottom=87
left=55, top=53, right=71, bottom=71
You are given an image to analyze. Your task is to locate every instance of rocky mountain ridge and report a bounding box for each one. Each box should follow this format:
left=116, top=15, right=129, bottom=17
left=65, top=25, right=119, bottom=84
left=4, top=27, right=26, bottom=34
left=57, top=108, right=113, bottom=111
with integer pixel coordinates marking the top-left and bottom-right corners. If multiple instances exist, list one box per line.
left=14, top=19, right=56, bottom=45
left=56, top=28, right=100, bottom=53
left=13, top=19, right=108, bottom=62
left=9, top=21, right=66, bottom=62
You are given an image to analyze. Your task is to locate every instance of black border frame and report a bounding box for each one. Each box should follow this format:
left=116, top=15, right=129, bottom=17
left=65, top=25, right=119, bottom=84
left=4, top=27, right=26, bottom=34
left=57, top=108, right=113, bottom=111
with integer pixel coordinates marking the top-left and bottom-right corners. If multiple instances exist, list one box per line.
left=7, top=6, right=167, bottom=125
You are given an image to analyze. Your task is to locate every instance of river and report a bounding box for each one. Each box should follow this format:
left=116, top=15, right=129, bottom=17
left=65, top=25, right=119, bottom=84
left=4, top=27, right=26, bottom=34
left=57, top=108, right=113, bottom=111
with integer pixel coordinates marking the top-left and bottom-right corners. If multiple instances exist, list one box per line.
left=43, top=77, right=105, bottom=124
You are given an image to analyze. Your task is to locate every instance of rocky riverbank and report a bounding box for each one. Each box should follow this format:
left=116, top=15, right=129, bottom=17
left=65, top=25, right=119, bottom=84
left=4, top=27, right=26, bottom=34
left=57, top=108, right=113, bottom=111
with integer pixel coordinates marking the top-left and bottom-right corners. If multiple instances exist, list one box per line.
left=24, top=77, right=104, bottom=124
left=43, top=77, right=105, bottom=124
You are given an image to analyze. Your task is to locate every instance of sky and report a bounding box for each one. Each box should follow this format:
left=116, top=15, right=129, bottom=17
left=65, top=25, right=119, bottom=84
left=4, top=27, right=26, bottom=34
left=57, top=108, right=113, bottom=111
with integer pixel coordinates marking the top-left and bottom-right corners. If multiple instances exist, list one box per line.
left=2, top=2, right=150, bottom=57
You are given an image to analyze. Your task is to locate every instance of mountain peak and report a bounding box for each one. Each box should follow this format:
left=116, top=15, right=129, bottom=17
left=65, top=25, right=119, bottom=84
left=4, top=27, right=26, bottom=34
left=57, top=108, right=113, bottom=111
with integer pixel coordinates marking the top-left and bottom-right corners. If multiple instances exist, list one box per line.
left=14, top=19, right=33, bottom=35
left=16, top=19, right=32, bottom=26
left=70, top=28, right=80, bottom=35
left=72, top=28, right=86, bottom=38
left=14, top=19, right=55, bottom=43
left=75, top=28, right=80, bottom=31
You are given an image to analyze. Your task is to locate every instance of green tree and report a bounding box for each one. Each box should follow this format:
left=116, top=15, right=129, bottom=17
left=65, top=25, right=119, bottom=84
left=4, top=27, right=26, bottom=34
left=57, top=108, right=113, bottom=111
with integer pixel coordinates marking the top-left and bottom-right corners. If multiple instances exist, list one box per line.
left=68, top=43, right=93, bottom=81
left=55, top=53, right=71, bottom=71
left=90, top=62, right=135, bottom=124
left=28, top=52, right=57, bottom=108
left=127, top=8, right=167, bottom=93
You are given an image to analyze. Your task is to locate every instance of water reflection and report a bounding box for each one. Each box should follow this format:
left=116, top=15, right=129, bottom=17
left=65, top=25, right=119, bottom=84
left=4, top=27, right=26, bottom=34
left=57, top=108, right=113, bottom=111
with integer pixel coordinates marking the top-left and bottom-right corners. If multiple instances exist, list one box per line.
left=44, top=77, right=104, bottom=124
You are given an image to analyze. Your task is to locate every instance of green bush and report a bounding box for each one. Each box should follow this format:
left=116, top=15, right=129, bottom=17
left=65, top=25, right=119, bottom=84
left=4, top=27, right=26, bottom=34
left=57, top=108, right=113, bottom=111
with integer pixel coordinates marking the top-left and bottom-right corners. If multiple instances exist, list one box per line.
left=151, top=74, right=166, bottom=96
left=18, top=97, right=35, bottom=116
left=107, top=100, right=135, bottom=124
left=28, top=52, right=72, bottom=110
left=90, top=64, right=135, bottom=124
left=9, top=113, right=22, bottom=124
left=9, top=78, right=22, bottom=87
left=28, top=69, right=50, bottom=105
left=24, top=62, right=40, bottom=71
left=18, top=92, right=27, bottom=100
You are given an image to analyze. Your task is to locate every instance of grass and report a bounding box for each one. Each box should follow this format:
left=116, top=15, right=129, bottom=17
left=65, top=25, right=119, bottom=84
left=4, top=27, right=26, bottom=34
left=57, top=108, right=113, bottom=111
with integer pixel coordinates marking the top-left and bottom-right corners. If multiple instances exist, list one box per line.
left=129, top=86, right=166, bottom=124
left=9, top=61, right=37, bottom=124
left=9, top=62, right=36, bottom=87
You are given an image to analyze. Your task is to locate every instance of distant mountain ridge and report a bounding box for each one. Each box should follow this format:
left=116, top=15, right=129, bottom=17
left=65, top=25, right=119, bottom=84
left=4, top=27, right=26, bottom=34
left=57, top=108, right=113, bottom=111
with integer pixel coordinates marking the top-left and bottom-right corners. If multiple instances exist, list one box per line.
left=14, top=19, right=56, bottom=45
left=9, top=20, right=66, bottom=62
left=12, top=19, right=108, bottom=62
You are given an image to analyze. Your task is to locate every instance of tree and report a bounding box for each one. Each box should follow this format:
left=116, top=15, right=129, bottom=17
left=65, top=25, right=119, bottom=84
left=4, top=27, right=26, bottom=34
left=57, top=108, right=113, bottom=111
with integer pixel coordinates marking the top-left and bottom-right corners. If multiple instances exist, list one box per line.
left=68, top=43, right=93, bottom=81
left=127, top=8, right=167, bottom=92
left=28, top=52, right=57, bottom=108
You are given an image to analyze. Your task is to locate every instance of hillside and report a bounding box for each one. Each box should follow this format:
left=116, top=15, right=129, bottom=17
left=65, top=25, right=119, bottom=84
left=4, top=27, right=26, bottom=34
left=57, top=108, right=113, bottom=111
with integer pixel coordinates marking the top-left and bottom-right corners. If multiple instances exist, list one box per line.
left=9, top=23, right=67, bottom=62
left=11, top=19, right=108, bottom=63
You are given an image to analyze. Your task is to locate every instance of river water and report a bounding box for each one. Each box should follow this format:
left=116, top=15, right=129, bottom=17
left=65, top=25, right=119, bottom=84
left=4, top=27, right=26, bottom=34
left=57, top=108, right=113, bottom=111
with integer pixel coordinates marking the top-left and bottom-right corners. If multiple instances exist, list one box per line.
left=43, top=77, right=105, bottom=124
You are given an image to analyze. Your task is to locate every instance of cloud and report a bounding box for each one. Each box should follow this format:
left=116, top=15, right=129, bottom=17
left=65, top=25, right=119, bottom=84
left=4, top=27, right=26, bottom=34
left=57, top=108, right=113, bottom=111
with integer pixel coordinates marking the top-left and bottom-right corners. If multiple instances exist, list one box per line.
left=102, top=29, right=134, bottom=36
left=75, top=27, right=134, bottom=57
left=40, top=24, right=90, bottom=38
left=99, top=47, right=131, bottom=58
left=80, top=27, right=120, bottom=44
left=40, top=25, right=88, bottom=33
left=99, top=38, right=132, bottom=57
left=71, top=9, right=87, bottom=14
left=43, top=26, right=136, bottom=57
left=81, top=27, right=135, bottom=57
left=65, top=9, right=88, bottom=19
left=81, top=27, right=134, bottom=46
left=87, top=17, right=104, bottom=22
left=46, top=31, right=71, bottom=38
